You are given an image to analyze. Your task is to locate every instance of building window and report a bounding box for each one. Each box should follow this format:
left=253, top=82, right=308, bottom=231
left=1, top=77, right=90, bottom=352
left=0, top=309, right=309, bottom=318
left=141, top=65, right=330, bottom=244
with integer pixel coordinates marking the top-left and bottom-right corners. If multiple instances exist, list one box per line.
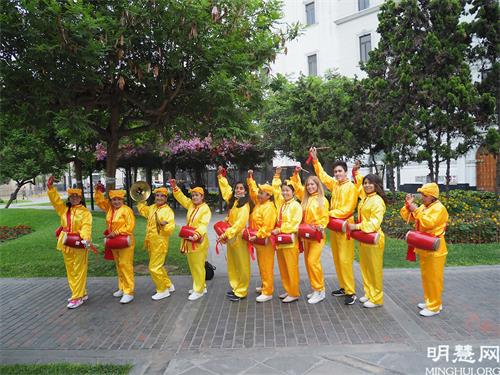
left=305, top=2, right=315, bottom=25
left=308, top=54, right=317, bottom=76
left=358, top=0, right=370, bottom=11
left=359, top=34, right=371, bottom=64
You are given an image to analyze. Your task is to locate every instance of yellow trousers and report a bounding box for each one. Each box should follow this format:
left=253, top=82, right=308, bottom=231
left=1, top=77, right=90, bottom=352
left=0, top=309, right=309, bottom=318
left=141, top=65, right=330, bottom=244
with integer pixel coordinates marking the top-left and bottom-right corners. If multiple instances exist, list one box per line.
left=358, top=234, right=385, bottom=305
left=303, top=238, right=326, bottom=291
left=227, top=236, right=250, bottom=298
left=187, top=248, right=208, bottom=294
left=147, top=245, right=172, bottom=293
left=330, top=231, right=356, bottom=295
left=62, top=248, right=89, bottom=299
left=419, top=254, right=446, bottom=312
left=277, top=245, right=300, bottom=297
left=112, top=245, right=135, bottom=295
left=255, top=242, right=275, bottom=295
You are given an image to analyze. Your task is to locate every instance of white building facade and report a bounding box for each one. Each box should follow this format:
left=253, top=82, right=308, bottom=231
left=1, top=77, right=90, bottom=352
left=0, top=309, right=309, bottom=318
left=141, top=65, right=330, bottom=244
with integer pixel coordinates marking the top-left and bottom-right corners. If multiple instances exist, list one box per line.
left=271, top=0, right=480, bottom=190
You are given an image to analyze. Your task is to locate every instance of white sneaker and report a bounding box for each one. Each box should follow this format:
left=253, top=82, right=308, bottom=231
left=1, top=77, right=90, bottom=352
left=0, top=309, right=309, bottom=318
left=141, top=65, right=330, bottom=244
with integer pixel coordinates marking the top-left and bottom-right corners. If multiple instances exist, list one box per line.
left=113, top=290, right=123, bottom=298
left=168, top=285, right=175, bottom=293
left=189, top=288, right=207, bottom=294
left=363, top=301, right=382, bottom=308
left=279, top=292, right=288, bottom=299
left=255, top=286, right=263, bottom=293
left=418, top=303, right=442, bottom=311
left=282, top=296, right=299, bottom=303
left=152, top=290, right=171, bottom=301
left=188, top=292, right=205, bottom=301
left=68, top=294, right=88, bottom=302
left=67, top=298, right=84, bottom=309
left=419, top=308, right=440, bottom=317
left=120, top=294, right=134, bottom=304
left=256, top=294, right=273, bottom=303
left=306, top=291, right=315, bottom=299
left=359, top=296, right=368, bottom=303
left=308, top=290, right=325, bottom=304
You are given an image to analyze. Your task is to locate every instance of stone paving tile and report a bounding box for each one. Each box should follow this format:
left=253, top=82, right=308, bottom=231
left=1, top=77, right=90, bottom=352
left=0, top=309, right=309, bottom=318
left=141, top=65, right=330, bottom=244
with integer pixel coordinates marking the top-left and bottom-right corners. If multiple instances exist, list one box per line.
left=383, top=266, right=500, bottom=343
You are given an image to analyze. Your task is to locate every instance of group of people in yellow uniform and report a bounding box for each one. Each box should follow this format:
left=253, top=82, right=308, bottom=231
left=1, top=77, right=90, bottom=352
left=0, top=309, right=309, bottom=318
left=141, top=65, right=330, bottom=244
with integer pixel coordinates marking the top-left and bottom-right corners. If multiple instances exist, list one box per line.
left=48, top=146, right=449, bottom=318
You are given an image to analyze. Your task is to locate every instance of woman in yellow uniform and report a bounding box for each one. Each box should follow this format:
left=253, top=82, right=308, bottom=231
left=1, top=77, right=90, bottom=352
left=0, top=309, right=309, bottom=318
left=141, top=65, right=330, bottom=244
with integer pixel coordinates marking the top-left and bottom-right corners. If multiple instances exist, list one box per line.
left=170, top=180, right=212, bottom=301
left=217, top=167, right=252, bottom=302
left=246, top=170, right=277, bottom=302
left=400, top=183, right=449, bottom=317
left=137, top=187, right=175, bottom=301
left=290, top=172, right=329, bottom=304
left=272, top=167, right=303, bottom=303
left=347, top=174, right=387, bottom=308
left=309, top=147, right=361, bottom=305
left=47, top=176, right=92, bottom=309
left=95, top=187, right=136, bottom=304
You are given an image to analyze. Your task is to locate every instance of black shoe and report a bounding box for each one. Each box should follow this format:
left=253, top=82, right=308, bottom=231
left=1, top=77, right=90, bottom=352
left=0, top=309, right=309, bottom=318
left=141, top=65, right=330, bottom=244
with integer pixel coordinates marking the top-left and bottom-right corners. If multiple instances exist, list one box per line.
left=344, top=294, right=357, bottom=305
left=226, top=290, right=235, bottom=297
left=228, top=294, right=246, bottom=302
left=331, top=288, right=345, bottom=297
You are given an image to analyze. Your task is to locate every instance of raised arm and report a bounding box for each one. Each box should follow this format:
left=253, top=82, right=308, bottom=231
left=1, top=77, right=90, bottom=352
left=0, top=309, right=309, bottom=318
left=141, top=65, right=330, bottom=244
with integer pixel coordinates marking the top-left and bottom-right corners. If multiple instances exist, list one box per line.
left=217, top=166, right=233, bottom=204
left=246, top=170, right=259, bottom=205
left=94, top=189, right=111, bottom=213
left=272, top=167, right=284, bottom=207
left=289, top=168, right=304, bottom=201
left=137, top=201, right=150, bottom=218
left=170, top=179, right=193, bottom=210
left=47, top=184, right=67, bottom=217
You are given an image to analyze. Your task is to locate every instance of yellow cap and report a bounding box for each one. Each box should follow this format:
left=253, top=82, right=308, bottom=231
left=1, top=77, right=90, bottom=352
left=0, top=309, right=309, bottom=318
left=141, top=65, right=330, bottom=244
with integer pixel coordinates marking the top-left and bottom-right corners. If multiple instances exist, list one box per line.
left=189, top=187, right=204, bottom=196
left=67, top=188, right=82, bottom=197
left=153, top=187, right=168, bottom=196
left=417, top=183, right=439, bottom=199
left=258, top=184, right=273, bottom=196
left=109, top=190, right=126, bottom=199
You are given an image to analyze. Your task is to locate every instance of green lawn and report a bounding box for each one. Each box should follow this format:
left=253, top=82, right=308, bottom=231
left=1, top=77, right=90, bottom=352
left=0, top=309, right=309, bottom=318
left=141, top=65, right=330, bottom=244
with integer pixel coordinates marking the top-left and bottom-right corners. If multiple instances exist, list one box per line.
left=0, top=363, right=131, bottom=375
left=0, top=209, right=188, bottom=277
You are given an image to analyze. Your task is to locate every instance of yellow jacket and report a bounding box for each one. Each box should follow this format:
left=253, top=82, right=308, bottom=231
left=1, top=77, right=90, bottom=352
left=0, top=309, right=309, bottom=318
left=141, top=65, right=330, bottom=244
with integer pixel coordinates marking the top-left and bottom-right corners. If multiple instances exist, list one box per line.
left=357, top=192, right=386, bottom=234
left=400, top=200, right=449, bottom=257
left=247, top=177, right=277, bottom=238
left=313, top=160, right=359, bottom=219
left=172, top=188, right=212, bottom=253
left=95, top=190, right=136, bottom=238
left=289, top=172, right=305, bottom=201
left=218, top=175, right=250, bottom=240
left=302, top=193, right=330, bottom=228
left=137, top=202, right=175, bottom=251
left=48, top=187, right=92, bottom=251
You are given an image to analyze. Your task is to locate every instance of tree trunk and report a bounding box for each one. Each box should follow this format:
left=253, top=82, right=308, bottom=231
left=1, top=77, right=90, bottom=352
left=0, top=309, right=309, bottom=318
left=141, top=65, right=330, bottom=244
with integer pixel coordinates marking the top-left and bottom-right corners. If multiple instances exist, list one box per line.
left=5, top=180, right=31, bottom=209
left=386, top=164, right=395, bottom=193
left=74, top=158, right=84, bottom=193
left=434, top=152, right=440, bottom=184
left=445, top=132, right=451, bottom=197
left=194, top=167, right=203, bottom=186
left=105, top=103, right=121, bottom=191
left=496, top=148, right=500, bottom=194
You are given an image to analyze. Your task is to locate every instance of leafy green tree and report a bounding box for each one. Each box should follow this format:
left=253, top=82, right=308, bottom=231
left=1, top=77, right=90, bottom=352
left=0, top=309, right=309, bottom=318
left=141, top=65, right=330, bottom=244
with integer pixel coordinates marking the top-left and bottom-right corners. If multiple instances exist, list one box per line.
left=465, top=0, right=499, bottom=192
left=1, top=0, right=298, bottom=190
left=369, top=0, right=484, bottom=186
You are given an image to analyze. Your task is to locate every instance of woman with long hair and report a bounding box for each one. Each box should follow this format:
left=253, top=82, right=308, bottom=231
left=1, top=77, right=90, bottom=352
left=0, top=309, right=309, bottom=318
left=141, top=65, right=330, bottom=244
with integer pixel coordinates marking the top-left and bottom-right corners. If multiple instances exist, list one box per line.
left=347, top=174, right=387, bottom=308
left=47, top=176, right=92, bottom=309
left=95, top=186, right=136, bottom=304
left=272, top=167, right=303, bottom=303
left=217, top=166, right=252, bottom=302
left=171, top=180, right=212, bottom=301
left=290, top=172, right=329, bottom=304
left=246, top=170, right=277, bottom=302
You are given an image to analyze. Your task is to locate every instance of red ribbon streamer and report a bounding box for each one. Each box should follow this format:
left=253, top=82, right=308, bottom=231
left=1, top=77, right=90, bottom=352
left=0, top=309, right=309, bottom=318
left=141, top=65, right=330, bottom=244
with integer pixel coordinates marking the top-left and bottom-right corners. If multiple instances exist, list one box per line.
left=305, top=152, right=313, bottom=165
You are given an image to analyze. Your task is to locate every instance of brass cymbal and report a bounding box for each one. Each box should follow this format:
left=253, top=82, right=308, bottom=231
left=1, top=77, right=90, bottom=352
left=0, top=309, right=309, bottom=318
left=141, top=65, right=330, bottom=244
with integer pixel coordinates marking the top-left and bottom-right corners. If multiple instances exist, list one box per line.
left=130, top=181, right=151, bottom=201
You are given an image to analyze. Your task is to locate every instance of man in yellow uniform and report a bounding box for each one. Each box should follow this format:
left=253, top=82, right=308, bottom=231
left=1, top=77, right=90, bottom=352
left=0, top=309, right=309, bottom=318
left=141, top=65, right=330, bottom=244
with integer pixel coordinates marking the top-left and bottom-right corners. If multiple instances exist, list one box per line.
left=137, top=187, right=175, bottom=301
left=171, top=180, right=212, bottom=301
left=310, top=147, right=361, bottom=305
left=400, top=183, right=449, bottom=317
left=47, top=176, right=92, bottom=309
left=95, top=188, right=136, bottom=304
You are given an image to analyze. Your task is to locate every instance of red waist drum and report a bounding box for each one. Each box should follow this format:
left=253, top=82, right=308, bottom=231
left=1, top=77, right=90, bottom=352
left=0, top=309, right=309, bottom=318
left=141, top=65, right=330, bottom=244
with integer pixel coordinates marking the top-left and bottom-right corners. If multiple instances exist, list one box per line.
left=179, top=226, right=202, bottom=242
left=62, top=232, right=85, bottom=249
left=298, top=224, right=323, bottom=241
left=104, top=235, right=131, bottom=250
left=350, top=230, right=380, bottom=245
left=213, top=221, right=230, bottom=236
left=327, top=217, right=347, bottom=233
left=405, top=230, right=440, bottom=251
left=276, top=233, right=294, bottom=245
left=242, top=228, right=268, bottom=246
